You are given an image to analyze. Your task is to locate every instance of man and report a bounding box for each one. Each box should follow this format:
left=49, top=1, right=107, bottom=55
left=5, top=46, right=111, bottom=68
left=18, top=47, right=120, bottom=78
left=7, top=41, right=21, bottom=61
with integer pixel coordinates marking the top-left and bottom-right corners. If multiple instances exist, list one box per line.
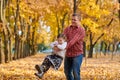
left=63, top=13, right=85, bottom=80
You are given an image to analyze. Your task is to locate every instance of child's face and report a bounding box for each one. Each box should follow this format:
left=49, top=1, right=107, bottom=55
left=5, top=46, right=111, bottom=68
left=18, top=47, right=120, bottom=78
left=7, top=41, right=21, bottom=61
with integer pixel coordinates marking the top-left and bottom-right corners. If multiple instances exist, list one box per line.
left=57, top=37, right=65, bottom=44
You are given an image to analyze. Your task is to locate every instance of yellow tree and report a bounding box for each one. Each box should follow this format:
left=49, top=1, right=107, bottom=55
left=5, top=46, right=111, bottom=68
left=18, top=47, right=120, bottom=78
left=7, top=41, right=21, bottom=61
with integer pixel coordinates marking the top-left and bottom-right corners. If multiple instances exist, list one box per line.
left=10, top=0, right=49, bottom=58
left=41, top=0, right=72, bottom=41
left=78, top=0, right=118, bottom=58
left=0, top=0, right=52, bottom=63
left=101, top=13, right=120, bottom=55
left=24, top=0, right=55, bottom=49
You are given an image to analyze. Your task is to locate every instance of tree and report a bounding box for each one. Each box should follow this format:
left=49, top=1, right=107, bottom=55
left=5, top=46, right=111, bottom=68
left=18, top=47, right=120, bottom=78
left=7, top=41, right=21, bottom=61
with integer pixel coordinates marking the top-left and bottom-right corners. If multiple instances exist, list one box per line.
left=0, top=0, right=10, bottom=63
left=78, top=0, right=118, bottom=58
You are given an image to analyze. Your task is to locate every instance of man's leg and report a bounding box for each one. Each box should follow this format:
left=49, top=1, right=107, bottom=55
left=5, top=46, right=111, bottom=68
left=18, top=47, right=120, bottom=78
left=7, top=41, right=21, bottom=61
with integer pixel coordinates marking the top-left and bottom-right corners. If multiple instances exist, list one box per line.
left=73, top=54, right=83, bottom=80
left=64, top=57, right=74, bottom=80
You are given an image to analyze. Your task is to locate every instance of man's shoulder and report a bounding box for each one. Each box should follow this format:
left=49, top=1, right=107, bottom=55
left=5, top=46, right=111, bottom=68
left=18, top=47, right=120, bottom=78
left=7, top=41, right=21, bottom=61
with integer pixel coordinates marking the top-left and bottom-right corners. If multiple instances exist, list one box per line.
left=64, top=26, right=70, bottom=31
left=78, top=26, right=85, bottom=31
left=65, top=25, right=71, bottom=29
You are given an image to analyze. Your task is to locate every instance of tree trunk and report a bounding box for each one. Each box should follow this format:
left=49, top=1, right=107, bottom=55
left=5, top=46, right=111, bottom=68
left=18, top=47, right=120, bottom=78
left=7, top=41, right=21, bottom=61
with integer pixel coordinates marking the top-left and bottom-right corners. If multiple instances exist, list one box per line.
left=116, top=42, right=120, bottom=52
left=0, top=1, right=2, bottom=22
left=100, top=41, right=107, bottom=56
left=118, top=0, right=120, bottom=20
left=104, top=42, right=107, bottom=55
left=14, top=0, right=20, bottom=60
left=73, top=0, right=77, bottom=13
left=19, top=17, right=24, bottom=58
left=23, top=21, right=28, bottom=58
left=83, top=41, right=86, bottom=57
left=20, top=40, right=24, bottom=58
left=7, top=0, right=12, bottom=61
left=108, top=43, right=111, bottom=53
left=100, top=41, right=103, bottom=55
left=31, top=26, right=35, bottom=55
left=0, top=37, right=3, bottom=63
left=1, top=0, right=10, bottom=63
left=16, top=16, right=23, bottom=59
left=17, top=37, right=20, bottom=59
left=3, top=29, right=9, bottom=63
left=7, top=30, right=12, bottom=60
left=26, top=24, right=31, bottom=56
left=111, top=43, right=115, bottom=60
left=88, top=31, right=104, bottom=58
left=61, top=12, right=67, bottom=32
left=88, top=32, right=94, bottom=58
left=88, top=45, right=94, bottom=58
left=0, top=1, right=3, bottom=63
left=55, top=13, right=60, bottom=35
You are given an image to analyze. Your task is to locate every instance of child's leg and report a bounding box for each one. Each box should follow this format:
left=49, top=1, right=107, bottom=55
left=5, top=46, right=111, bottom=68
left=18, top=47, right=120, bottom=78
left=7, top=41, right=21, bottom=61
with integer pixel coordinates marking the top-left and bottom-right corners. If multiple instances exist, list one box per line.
left=35, top=56, right=52, bottom=78
left=53, top=57, right=63, bottom=70
left=35, top=55, right=52, bottom=73
left=55, top=58, right=63, bottom=70
left=41, top=56, right=52, bottom=72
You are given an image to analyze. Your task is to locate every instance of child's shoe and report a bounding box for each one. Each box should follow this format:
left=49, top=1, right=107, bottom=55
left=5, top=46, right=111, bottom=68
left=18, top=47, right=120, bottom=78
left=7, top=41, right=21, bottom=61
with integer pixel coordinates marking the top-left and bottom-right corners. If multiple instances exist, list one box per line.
left=34, top=72, right=44, bottom=79
left=35, top=65, right=43, bottom=73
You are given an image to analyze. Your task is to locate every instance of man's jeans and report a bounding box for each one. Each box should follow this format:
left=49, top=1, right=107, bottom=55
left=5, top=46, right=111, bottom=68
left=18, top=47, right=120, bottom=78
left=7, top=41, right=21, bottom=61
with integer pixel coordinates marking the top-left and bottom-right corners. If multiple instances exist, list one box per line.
left=64, top=54, right=83, bottom=80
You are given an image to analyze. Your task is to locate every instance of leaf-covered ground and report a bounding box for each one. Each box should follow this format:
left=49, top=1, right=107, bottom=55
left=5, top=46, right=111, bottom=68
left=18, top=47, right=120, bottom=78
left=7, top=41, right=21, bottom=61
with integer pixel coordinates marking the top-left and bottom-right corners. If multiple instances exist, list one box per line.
left=0, top=53, right=120, bottom=80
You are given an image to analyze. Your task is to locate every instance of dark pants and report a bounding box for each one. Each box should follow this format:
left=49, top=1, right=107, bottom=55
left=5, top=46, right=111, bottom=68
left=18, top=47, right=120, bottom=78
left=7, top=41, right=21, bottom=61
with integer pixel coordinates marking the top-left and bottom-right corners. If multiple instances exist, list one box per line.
left=41, top=54, right=63, bottom=73
left=64, top=54, right=83, bottom=80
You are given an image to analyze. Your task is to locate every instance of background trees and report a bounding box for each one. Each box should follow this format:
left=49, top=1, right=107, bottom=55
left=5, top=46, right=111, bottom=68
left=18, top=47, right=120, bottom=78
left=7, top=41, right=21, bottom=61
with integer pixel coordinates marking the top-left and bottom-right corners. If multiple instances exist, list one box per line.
left=0, top=0, right=119, bottom=63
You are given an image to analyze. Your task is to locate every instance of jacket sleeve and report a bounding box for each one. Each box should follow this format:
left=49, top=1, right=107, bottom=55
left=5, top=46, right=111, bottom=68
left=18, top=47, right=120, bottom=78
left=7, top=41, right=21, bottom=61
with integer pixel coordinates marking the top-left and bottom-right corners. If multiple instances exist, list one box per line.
left=50, top=41, right=58, bottom=48
left=57, top=42, right=67, bottom=50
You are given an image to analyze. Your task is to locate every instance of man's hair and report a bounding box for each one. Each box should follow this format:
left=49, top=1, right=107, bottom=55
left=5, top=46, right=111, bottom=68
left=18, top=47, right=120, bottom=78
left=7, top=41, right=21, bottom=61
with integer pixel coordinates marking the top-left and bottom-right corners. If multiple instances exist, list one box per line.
left=72, top=13, right=81, bottom=20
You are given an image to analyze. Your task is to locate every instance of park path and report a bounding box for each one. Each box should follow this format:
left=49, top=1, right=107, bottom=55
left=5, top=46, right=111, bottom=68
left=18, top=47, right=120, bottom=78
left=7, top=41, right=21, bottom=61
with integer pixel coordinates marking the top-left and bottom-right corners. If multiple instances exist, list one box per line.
left=0, top=53, right=120, bottom=80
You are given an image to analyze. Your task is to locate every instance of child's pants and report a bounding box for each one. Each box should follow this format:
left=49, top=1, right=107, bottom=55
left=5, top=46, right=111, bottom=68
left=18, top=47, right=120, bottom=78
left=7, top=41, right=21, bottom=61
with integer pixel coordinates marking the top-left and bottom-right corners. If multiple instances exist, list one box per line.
left=40, top=54, right=63, bottom=73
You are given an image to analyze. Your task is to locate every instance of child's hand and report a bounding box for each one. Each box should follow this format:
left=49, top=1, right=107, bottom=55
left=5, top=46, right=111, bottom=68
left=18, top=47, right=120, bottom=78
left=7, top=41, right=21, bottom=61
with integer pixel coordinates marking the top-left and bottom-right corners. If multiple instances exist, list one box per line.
left=53, top=46, right=61, bottom=52
left=54, top=44, right=57, bottom=46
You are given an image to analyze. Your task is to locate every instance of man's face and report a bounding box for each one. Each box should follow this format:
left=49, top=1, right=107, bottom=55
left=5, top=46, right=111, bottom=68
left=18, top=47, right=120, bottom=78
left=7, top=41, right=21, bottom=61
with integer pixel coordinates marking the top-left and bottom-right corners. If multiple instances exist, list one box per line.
left=71, top=16, right=79, bottom=26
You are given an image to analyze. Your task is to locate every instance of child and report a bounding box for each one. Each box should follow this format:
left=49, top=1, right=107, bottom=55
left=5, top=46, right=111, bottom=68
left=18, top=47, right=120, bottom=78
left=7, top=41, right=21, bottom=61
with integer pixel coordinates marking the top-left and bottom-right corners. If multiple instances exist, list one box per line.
left=34, top=34, right=67, bottom=79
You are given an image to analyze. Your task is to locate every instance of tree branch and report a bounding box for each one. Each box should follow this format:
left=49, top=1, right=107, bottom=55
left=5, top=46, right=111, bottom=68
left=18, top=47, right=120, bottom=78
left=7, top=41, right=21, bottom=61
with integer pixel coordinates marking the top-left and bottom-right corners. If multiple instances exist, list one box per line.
left=93, top=33, right=104, bottom=46
left=93, top=18, right=114, bottom=46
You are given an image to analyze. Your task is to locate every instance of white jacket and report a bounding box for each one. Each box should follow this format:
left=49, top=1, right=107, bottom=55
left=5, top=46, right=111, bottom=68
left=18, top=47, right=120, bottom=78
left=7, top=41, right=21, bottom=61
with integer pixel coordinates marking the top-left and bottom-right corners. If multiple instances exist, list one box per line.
left=50, top=41, right=67, bottom=58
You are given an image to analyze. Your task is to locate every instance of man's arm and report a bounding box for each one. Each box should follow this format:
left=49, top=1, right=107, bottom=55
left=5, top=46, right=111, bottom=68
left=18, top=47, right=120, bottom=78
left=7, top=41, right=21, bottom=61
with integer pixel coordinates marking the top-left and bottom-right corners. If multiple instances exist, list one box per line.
left=67, top=27, right=85, bottom=49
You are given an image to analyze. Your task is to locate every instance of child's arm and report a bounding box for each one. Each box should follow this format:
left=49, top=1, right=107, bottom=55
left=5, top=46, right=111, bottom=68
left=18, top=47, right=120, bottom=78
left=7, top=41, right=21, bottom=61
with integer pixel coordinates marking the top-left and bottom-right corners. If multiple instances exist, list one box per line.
left=56, top=42, right=67, bottom=50
left=50, top=41, right=60, bottom=53
left=53, top=46, right=61, bottom=51
left=50, top=41, right=58, bottom=48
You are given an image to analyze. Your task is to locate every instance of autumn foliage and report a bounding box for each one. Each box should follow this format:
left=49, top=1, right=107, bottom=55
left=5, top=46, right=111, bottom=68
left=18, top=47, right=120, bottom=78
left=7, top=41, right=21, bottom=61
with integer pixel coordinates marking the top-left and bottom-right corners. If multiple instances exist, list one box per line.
left=0, top=53, right=120, bottom=80
left=0, top=0, right=120, bottom=79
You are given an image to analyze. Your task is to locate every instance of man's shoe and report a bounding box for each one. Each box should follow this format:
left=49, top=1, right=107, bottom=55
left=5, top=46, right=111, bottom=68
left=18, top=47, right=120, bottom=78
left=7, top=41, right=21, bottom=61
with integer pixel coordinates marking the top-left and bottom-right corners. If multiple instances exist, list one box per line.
left=35, top=65, right=42, bottom=73
left=34, top=72, right=44, bottom=79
